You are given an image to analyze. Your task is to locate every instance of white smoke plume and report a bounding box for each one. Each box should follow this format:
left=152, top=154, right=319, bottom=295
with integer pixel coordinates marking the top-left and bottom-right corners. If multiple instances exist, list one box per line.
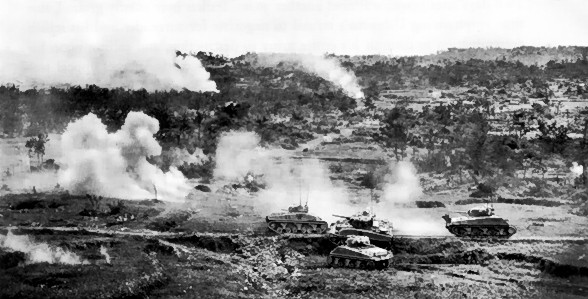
left=1, top=171, right=59, bottom=194
left=213, top=131, right=355, bottom=224
left=377, top=161, right=447, bottom=236
left=0, top=1, right=217, bottom=92
left=255, top=53, right=364, bottom=99
left=570, top=162, right=584, bottom=178
left=58, top=112, right=190, bottom=201
left=382, top=161, right=423, bottom=203
left=100, top=245, right=111, bottom=264
left=0, top=140, right=59, bottom=193
left=164, top=147, right=207, bottom=168
left=214, top=131, right=273, bottom=180
left=0, top=232, right=87, bottom=265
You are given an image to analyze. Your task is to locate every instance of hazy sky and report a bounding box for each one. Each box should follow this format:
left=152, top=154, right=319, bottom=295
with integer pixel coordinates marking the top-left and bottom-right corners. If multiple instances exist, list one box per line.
left=1, top=0, right=587, bottom=57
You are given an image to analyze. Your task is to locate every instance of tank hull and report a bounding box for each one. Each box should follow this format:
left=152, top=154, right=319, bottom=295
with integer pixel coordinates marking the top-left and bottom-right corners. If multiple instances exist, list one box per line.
left=266, top=214, right=328, bottom=234
left=327, top=245, right=393, bottom=270
left=445, top=217, right=517, bottom=238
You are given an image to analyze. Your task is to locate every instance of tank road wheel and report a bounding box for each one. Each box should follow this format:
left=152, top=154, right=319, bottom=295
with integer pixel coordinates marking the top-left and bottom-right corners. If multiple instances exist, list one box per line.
left=301, top=224, right=312, bottom=234
left=275, top=225, right=284, bottom=234
left=358, top=261, right=366, bottom=269
left=453, top=227, right=466, bottom=237
left=507, top=227, right=517, bottom=236
left=470, top=227, right=483, bottom=237
left=283, top=226, right=292, bottom=234
left=317, top=224, right=328, bottom=234
left=330, top=236, right=344, bottom=246
left=367, top=261, right=376, bottom=270
left=327, top=256, right=334, bottom=266
left=487, top=228, right=498, bottom=237
left=354, top=260, right=362, bottom=268
left=449, top=227, right=459, bottom=235
left=314, top=225, right=322, bottom=234
left=287, top=224, right=298, bottom=234
left=345, top=259, right=353, bottom=268
left=348, top=259, right=355, bottom=268
left=333, top=258, right=341, bottom=268
left=347, top=259, right=356, bottom=268
left=480, top=228, right=490, bottom=237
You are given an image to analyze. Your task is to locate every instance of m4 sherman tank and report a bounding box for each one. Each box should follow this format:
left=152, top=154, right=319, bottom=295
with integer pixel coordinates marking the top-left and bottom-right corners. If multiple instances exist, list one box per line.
left=327, top=236, right=393, bottom=270
left=442, top=204, right=517, bottom=238
left=329, top=210, right=393, bottom=249
left=266, top=204, right=328, bottom=234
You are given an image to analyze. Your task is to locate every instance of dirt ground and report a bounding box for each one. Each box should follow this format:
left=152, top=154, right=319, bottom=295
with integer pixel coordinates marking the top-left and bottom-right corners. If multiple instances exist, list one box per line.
left=1, top=187, right=588, bottom=298
left=1, top=133, right=588, bottom=298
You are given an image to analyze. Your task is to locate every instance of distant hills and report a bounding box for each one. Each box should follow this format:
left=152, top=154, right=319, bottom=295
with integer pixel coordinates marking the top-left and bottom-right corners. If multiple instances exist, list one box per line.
left=332, top=46, right=588, bottom=67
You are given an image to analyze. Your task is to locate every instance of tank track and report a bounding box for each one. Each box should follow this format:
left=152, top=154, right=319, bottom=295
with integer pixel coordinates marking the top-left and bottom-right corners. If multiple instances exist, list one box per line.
left=267, top=221, right=328, bottom=234
left=326, top=255, right=390, bottom=270
left=447, top=225, right=517, bottom=238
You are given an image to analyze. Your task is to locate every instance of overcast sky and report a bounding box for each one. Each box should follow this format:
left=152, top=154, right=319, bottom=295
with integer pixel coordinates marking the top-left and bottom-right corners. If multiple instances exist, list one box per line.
left=1, top=0, right=587, bottom=57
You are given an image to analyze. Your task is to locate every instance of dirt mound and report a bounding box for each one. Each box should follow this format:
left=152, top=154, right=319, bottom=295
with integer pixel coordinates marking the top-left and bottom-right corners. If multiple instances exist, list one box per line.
left=147, top=211, right=193, bottom=232
left=415, top=201, right=446, bottom=208
left=165, top=235, right=239, bottom=253
left=284, top=236, right=337, bottom=255
left=394, top=249, right=492, bottom=265
left=391, top=237, right=467, bottom=255
left=195, top=185, right=212, bottom=192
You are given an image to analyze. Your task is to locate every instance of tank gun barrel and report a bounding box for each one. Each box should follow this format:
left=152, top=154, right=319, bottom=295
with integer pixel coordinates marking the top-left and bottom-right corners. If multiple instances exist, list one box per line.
left=332, top=214, right=351, bottom=220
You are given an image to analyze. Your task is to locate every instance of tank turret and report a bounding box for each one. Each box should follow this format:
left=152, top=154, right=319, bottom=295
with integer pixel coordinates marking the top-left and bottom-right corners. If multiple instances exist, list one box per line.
left=330, top=210, right=393, bottom=249
left=467, top=205, right=495, bottom=217
left=287, top=204, right=309, bottom=213
left=442, top=204, right=516, bottom=238
left=327, top=235, right=393, bottom=270
left=332, top=210, right=374, bottom=230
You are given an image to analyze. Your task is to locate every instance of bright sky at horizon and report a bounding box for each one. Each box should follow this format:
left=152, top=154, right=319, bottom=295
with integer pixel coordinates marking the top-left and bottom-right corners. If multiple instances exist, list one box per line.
left=1, top=0, right=587, bottom=57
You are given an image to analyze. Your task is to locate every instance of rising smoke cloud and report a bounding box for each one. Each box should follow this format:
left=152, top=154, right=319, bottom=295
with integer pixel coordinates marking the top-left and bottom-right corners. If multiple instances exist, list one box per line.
left=255, top=53, right=365, bottom=99
left=58, top=112, right=190, bottom=201
left=378, top=161, right=447, bottom=236
left=0, top=1, right=217, bottom=92
left=0, top=232, right=87, bottom=265
left=570, top=162, right=584, bottom=178
left=213, top=131, right=355, bottom=224
left=166, top=147, right=208, bottom=167
left=214, top=131, right=273, bottom=180
left=382, top=161, right=423, bottom=204
left=214, top=131, right=447, bottom=235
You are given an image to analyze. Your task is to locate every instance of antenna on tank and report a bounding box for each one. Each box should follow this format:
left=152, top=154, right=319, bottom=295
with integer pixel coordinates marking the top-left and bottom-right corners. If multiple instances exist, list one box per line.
left=306, top=184, right=310, bottom=206
left=153, top=183, right=158, bottom=201
left=298, top=178, right=302, bottom=206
